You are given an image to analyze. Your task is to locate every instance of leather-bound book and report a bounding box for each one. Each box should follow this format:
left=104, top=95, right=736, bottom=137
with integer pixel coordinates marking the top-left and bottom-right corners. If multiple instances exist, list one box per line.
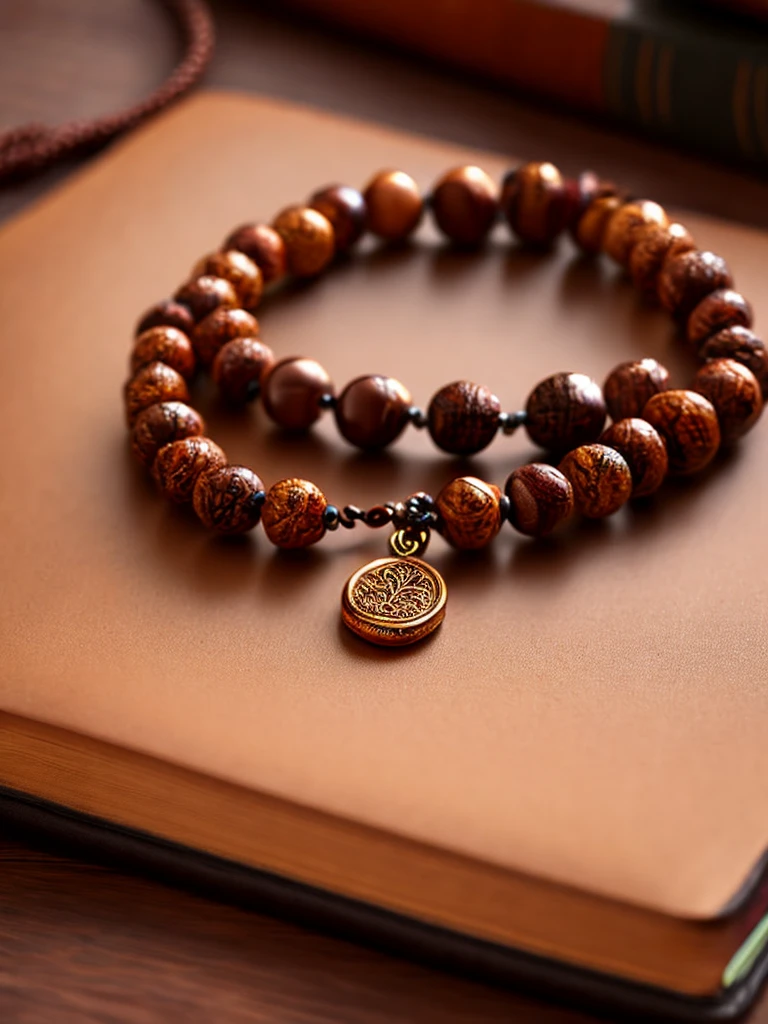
left=1, top=92, right=768, bottom=1021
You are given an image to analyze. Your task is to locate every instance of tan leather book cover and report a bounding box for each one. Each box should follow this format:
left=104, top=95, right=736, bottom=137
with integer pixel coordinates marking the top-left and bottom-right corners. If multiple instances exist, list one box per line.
left=1, top=91, right=767, bottom=998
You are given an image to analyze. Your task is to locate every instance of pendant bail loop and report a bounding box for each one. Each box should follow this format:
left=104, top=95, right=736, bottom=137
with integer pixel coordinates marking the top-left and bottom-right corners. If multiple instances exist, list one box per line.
left=390, top=526, right=430, bottom=558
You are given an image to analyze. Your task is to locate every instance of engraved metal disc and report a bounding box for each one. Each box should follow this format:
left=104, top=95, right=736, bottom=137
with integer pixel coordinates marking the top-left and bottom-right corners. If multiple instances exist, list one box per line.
left=341, top=557, right=447, bottom=647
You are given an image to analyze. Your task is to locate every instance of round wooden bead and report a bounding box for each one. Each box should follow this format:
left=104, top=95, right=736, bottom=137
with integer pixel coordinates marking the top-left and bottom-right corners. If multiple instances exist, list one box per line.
left=363, top=170, right=423, bottom=241
left=504, top=463, right=574, bottom=537
left=130, top=401, right=204, bottom=468
left=130, top=326, right=196, bottom=380
left=700, top=327, right=768, bottom=398
left=572, top=195, right=622, bottom=255
left=174, top=275, right=238, bottom=323
left=558, top=444, right=632, bottom=518
left=135, top=299, right=194, bottom=337
left=628, top=222, right=695, bottom=300
left=435, top=476, right=502, bottom=550
left=642, top=390, right=721, bottom=475
left=598, top=418, right=668, bottom=497
left=430, top=165, right=499, bottom=247
left=562, top=171, right=617, bottom=232
left=192, top=465, right=265, bottom=535
left=693, top=358, right=763, bottom=444
left=525, top=372, right=606, bottom=452
left=272, top=205, right=335, bottom=277
left=686, top=289, right=753, bottom=351
left=334, top=374, right=412, bottom=449
left=427, top=380, right=501, bottom=455
left=262, top=357, right=333, bottom=430
left=193, top=307, right=260, bottom=367
left=223, top=223, right=287, bottom=284
left=211, top=337, right=276, bottom=404
left=261, top=478, right=327, bottom=549
left=657, top=250, right=733, bottom=318
left=602, top=200, right=668, bottom=266
left=309, top=185, right=367, bottom=252
left=603, top=358, right=670, bottom=422
left=500, top=161, right=567, bottom=246
left=192, top=250, right=264, bottom=310
left=153, top=436, right=227, bottom=504
left=124, top=362, right=189, bottom=426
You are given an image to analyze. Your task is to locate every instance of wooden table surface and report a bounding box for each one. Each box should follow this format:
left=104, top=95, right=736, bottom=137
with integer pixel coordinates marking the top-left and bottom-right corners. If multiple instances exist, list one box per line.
left=1, top=2, right=768, bottom=1021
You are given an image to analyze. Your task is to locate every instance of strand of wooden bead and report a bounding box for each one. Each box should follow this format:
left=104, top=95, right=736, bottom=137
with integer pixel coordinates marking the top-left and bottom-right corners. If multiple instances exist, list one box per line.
left=125, top=161, right=765, bottom=548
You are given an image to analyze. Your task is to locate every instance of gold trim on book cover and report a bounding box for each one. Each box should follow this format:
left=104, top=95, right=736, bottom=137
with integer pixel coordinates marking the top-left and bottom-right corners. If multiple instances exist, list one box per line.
left=0, top=712, right=761, bottom=997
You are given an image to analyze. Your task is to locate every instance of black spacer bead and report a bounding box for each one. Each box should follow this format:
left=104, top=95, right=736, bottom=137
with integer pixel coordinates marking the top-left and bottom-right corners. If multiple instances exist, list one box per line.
left=499, top=494, right=511, bottom=523
left=408, top=406, right=428, bottom=428
left=319, top=392, right=336, bottom=410
left=323, top=504, right=340, bottom=530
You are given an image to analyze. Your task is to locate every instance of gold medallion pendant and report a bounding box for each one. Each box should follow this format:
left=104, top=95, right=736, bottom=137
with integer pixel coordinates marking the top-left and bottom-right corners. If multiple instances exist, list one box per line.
left=342, top=556, right=447, bottom=646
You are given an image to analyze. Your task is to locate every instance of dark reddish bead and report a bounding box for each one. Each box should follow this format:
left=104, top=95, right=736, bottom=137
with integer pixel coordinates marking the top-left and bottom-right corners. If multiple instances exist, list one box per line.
left=687, top=289, right=753, bottom=351
left=211, top=337, right=276, bottom=405
left=309, top=185, right=367, bottom=252
left=153, top=437, right=227, bottom=504
left=193, top=307, right=259, bottom=367
left=602, top=200, right=668, bottom=267
left=572, top=195, right=622, bottom=255
left=130, top=326, right=196, bottom=380
left=501, top=161, right=567, bottom=246
left=174, top=276, right=238, bottom=323
left=272, top=206, right=335, bottom=277
left=193, top=465, right=265, bottom=534
left=435, top=476, right=502, bottom=549
left=430, top=165, right=499, bottom=247
left=642, top=390, right=721, bottom=475
left=504, top=463, right=574, bottom=537
left=223, top=223, right=287, bottom=285
left=603, top=359, right=670, bottom=422
left=657, top=250, right=733, bottom=318
left=363, top=170, right=423, bottom=241
left=559, top=444, right=632, bottom=518
left=599, top=418, right=668, bottom=497
left=427, top=380, right=501, bottom=455
left=124, top=362, right=189, bottom=426
left=628, top=223, right=695, bottom=301
left=525, top=372, right=606, bottom=452
left=693, top=358, right=763, bottom=444
left=261, top=478, right=327, bottom=549
left=262, top=357, right=333, bottom=431
left=192, top=250, right=263, bottom=310
left=130, top=401, right=204, bottom=468
left=334, top=374, right=412, bottom=449
left=135, top=299, right=194, bottom=337
left=700, top=327, right=768, bottom=398
left=562, top=171, right=617, bottom=232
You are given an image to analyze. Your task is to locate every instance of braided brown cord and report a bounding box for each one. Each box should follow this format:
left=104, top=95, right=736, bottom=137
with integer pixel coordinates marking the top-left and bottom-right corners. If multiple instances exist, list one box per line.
left=0, top=0, right=215, bottom=186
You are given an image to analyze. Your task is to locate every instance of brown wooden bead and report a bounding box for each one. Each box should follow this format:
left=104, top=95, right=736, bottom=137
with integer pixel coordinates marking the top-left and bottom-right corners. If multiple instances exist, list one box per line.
left=135, top=299, right=194, bottom=337
left=562, top=171, right=618, bottom=232
left=700, top=327, right=768, bottom=398
left=598, top=418, right=668, bottom=497
left=435, top=476, right=502, bottom=550
left=262, top=357, right=333, bottom=431
left=309, top=185, right=367, bottom=252
left=363, top=170, right=423, bottom=241
left=430, top=165, right=499, bottom=247
left=192, top=465, right=265, bottom=535
left=686, top=289, right=753, bottom=350
left=223, top=223, right=287, bottom=284
left=334, top=374, right=412, bottom=449
left=657, top=250, right=733, bottom=318
left=693, top=358, right=763, bottom=444
left=642, top=389, right=721, bottom=475
left=130, top=401, right=204, bottom=468
left=525, top=372, right=606, bottom=452
left=602, top=200, right=668, bottom=267
left=174, top=275, right=238, bottom=323
left=272, top=205, right=336, bottom=277
left=193, top=307, right=259, bottom=367
left=572, top=195, right=622, bottom=255
left=427, top=380, right=501, bottom=455
left=192, top=250, right=264, bottom=310
left=211, top=337, right=276, bottom=405
left=124, top=362, right=189, bottom=426
left=558, top=444, right=632, bottom=518
left=628, top=222, right=695, bottom=301
left=504, top=463, right=574, bottom=537
left=603, top=358, right=670, bottom=422
left=130, top=326, right=196, bottom=380
left=153, top=437, right=227, bottom=504
left=261, top=478, right=327, bottom=549
left=500, top=161, right=567, bottom=246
